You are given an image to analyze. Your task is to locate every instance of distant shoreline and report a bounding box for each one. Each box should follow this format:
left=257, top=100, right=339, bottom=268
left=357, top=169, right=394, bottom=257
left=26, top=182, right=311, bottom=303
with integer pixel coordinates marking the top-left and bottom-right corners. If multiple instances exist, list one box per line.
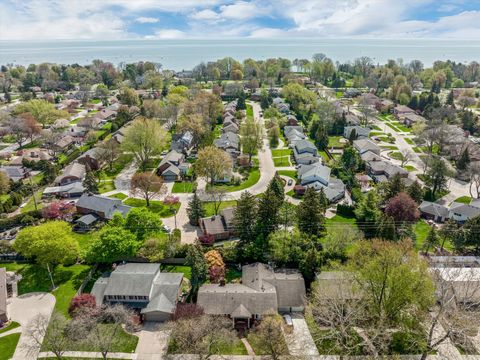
left=1, top=38, right=479, bottom=70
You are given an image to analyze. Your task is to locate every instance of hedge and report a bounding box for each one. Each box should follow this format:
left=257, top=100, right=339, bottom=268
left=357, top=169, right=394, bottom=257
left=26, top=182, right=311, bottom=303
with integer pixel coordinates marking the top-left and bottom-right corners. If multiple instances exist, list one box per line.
left=0, top=210, right=42, bottom=231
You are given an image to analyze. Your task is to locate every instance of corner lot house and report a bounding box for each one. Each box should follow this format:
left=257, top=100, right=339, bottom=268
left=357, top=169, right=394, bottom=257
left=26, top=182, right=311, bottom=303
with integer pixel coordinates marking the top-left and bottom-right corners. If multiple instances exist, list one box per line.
left=197, top=263, right=306, bottom=328
left=76, top=193, right=132, bottom=220
left=91, top=263, right=184, bottom=322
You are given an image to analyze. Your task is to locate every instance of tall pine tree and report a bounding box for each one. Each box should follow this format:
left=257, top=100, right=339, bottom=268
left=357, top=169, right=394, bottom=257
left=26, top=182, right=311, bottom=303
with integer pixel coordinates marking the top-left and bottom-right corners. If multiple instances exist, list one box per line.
left=297, top=188, right=326, bottom=237
left=187, top=192, right=206, bottom=226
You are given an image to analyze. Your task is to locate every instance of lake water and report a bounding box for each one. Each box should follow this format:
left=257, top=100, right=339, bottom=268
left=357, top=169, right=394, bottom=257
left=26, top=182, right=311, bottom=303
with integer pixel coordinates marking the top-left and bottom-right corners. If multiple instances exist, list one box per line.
left=1, top=38, right=479, bottom=70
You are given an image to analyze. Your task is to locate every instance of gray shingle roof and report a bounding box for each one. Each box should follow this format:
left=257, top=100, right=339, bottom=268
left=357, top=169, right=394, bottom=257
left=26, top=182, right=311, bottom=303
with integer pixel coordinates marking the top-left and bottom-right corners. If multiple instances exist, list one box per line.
left=76, top=193, right=132, bottom=219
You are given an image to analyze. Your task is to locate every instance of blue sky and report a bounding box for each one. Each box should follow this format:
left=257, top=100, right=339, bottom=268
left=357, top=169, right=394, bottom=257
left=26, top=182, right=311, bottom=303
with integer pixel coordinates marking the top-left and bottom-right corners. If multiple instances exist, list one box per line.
left=1, top=0, right=479, bottom=40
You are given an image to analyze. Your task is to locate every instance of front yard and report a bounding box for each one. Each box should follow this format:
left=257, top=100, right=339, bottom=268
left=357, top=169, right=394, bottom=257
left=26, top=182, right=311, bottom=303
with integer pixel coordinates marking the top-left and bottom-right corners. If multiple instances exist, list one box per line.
left=172, top=181, right=196, bottom=193
left=211, top=166, right=260, bottom=192
left=123, top=198, right=180, bottom=217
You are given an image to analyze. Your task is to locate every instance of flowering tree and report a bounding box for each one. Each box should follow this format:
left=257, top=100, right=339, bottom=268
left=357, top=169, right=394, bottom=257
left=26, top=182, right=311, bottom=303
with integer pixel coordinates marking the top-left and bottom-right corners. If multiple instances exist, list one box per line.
left=69, top=293, right=97, bottom=317
left=204, top=250, right=225, bottom=283
left=163, top=195, right=180, bottom=206
left=42, top=201, right=75, bottom=221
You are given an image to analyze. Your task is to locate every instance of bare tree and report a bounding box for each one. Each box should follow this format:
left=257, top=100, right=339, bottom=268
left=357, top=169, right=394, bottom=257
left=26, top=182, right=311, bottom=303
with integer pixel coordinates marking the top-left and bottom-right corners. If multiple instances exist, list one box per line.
left=308, top=275, right=367, bottom=359
left=73, top=304, right=135, bottom=360
left=130, top=172, right=165, bottom=207
left=96, top=140, right=120, bottom=171
left=468, top=162, right=480, bottom=198
left=419, top=267, right=480, bottom=360
left=26, top=312, right=70, bottom=359
left=251, top=314, right=289, bottom=360
left=398, top=149, right=413, bottom=167
left=168, top=315, right=237, bottom=360
left=202, top=188, right=227, bottom=215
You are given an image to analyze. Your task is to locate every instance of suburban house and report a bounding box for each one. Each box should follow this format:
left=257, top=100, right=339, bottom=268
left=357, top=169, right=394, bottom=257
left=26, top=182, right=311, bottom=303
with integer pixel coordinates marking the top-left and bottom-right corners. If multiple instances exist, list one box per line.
left=54, top=135, right=76, bottom=152
left=214, top=132, right=240, bottom=159
left=353, top=138, right=381, bottom=156
left=344, top=126, right=371, bottom=140
left=293, top=139, right=319, bottom=165
left=401, top=113, right=426, bottom=127
left=286, top=114, right=298, bottom=126
left=393, top=105, right=415, bottom=119
left=272, top=97, right=290, bottom=113
left=94, top=108, right=117, bottom=121
left=358, top=93, right=380, bottom=107
left=365, top=159, right=408, bottom=182
left=91, top=263, right=184, bottom=322
left=54, top=162, right=86, bottom=186
left=223, top=121, right=239, bottom=134
left=199, top=207, right=236, bottom=241
left=345, top=114, right=361, bottom=126
left=157, top=150, right=187, bottom=181
left=419, top=201, right=449, bottom=222
left=432, top=267, right=480, bottom=303
left=170, top=131, right=194, bottom=154
left=419, top=199, right=480, bottom=223
left=197, top=263, right=306, bottom=328
left=0, top=268, right=21, bottom=323
left=284, top=126, right=306, bottom=146
left=0, top=166, right=30, bottom=182
left=76, top=193, right=132, bottom=220
left=297, top=163, right=346, bottom=202
left=77, top=148, right=103, bottom=171
left=43, top=181, right=85, bottom=199
left=375, top=99, right=394, bottom=113
left=75, top=214, right=99, bottom=232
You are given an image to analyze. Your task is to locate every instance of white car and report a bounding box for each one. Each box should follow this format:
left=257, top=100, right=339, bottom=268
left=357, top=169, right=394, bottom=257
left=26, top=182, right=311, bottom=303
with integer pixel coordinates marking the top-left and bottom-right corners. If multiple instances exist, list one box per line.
left=162, top=225, right=172, bottom=233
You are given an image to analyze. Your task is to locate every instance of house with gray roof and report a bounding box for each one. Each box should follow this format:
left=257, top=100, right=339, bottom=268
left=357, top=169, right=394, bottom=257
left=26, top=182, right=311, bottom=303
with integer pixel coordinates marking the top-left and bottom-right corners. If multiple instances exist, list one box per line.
left=157, top=150, right=186, bottom=181
left=366, top=159, right=408, bottom=182
left=91, top=263, right=183, bottom=322
left=0, top=166, right=30, bottom=182
left=298, top=163, right=345, bottom=202
left=171, top=131, right=194, bottom=153
left=419, top=201, right=449, bottom=222
left=76, top=193, right=132, bottom=220
left=43, top=181, right=85, bottom=199
left=293, top=139, right=319, bottom=165
left=344, top=126, right=371, bottom=140
left=197, top=263, right=306, bottom=328
left=77, top=148, right=103, bottom=171
left=353, top=138, right=380, bottom=155
left=54, top=162, right=86, bottom=186
left=448, top=202, right=480, bottom=223
left=214, top=132, right=240, bottom=159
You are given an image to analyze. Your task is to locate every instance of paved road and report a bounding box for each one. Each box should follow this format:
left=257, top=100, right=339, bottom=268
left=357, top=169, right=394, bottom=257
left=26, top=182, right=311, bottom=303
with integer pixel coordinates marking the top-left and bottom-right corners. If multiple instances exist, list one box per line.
left=114, top=160, right=138, bottom=192
left=8, top=292, right=56, bottom=360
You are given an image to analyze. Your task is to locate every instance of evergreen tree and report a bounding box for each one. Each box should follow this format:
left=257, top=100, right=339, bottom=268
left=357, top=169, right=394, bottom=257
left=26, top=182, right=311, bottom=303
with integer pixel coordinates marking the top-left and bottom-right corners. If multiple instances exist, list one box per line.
left=446, top=90, right=454, bottom=106
left=315, top=125, right=329, bottom=150
left=269, top=174, right=285, bottom=202
left=348, top=128, right=357, bottom=143
left=297, top=188, right=326, bottom=236
left=187, top=192, right=206, bottom=226
left=233, top=191, right=258, bottom=243
left=376, top=214, right=397, bottom=241
left=423, top=226, right=439, bottom=254
left=456, top=147, right=470, bottom=171
left=256, top=188, right=282, bottom=241
left=408, top=95, right=419, bottom=110
left=384, top=173, right=405, bottom=201
left=186, top=244, right=208, bottom=297
left=355, top=190, right=381, bottom=238
left=299, top=248, right=322, bottom=286
left=237, top=91, right=246, bottom=110
left=83, top=170, right=98, bottom=194
left=407, top=181, right=424, bottom=204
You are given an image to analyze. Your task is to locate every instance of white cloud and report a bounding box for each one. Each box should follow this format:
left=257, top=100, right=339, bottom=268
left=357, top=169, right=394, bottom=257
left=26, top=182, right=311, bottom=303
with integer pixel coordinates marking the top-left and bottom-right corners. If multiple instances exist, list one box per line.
left=135, top=17, right=159, bottom=23
left=190, top=9, right=220, bottom=21
left=218, top=1, right=266, bottom=20
left=249, top=27, right=285, bottom=38
left=149, top=29, right=186, bottom=39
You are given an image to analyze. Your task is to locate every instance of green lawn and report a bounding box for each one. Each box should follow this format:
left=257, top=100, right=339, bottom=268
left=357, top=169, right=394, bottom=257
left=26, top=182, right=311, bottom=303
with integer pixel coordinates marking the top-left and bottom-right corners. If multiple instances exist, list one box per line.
left=271, top=148, right=292, bottom=157
left=0, top=321, right=20, bottom=334
left=325, top=214, right=358, bottom=229
left=319, top=150, right=330, bottom=162
left=454, top=196, right=472, bottom=204
left=0, top=263, right=91, bottom=316
left=380, top=145, right=398, bottom=151
left=20, top=188, right=44, bottom=213
left=385, top=122, right=400, bottom=132
left=97, top=154, right=134, bottom=181
left=98, top=180, right=115, bottom=194
left=161, top=265, right=192, bottom=281
left=246, top=104, right=254, bottom=120
left=123, top=198, right=180, bottom=217
left=71, top=231, right=96, bottom=253
left=108, top=192, right=128, bottom=200
left=404, top=138, right=414, bottom=145
left=413, top=146, right=423, bottom=153
left=389, top=151, right=403, bottom=161
left=212, top=167, right=260, bottom=192
left=172, top=181, right=196, bottom=193
left=414, top=220, right=431, bottom=251
left=391, top=121, right=411, bottom=132
left=328, top=136, right=346, bottom=149
left=0, top=333, right=21, bottom=360
left=403, top=165, right=417, bottom=172
left=273, top=156, right=291, bottom=167
left=276, top=170, right=297, bottom=179
left=204, top=200, right=237, bottom=216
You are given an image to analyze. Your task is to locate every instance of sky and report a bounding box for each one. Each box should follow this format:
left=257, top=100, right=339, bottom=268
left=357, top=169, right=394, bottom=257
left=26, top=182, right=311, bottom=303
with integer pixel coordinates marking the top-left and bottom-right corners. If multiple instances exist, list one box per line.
left=1, top=0, right=480, bottom=40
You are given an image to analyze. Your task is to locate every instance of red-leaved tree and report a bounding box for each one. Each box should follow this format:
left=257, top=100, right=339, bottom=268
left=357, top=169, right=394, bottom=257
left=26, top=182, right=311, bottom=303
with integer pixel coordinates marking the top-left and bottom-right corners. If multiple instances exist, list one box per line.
left=68, top=293, right=97, bottom=317
left=42, top=201, right=75, bottom=221
left=385, top=192, right=420, bottom=223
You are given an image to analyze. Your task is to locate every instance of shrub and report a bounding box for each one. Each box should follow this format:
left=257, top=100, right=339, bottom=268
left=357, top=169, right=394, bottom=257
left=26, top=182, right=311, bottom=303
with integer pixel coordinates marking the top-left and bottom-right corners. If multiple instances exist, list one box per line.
left=198, top=234, right=215, bottom=246
left=68, top=293, right=97, bottom=317
left=204, top=250, right=225, bottom=283
left=172, top=303, right=204, bottom=321
left=336, top=204, right=355, bottom=217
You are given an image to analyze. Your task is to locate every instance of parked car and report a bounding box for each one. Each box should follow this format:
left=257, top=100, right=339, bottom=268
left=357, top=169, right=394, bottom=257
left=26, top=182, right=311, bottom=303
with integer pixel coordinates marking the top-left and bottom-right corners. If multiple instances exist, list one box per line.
left=287, top=179, right=293, bottom=186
